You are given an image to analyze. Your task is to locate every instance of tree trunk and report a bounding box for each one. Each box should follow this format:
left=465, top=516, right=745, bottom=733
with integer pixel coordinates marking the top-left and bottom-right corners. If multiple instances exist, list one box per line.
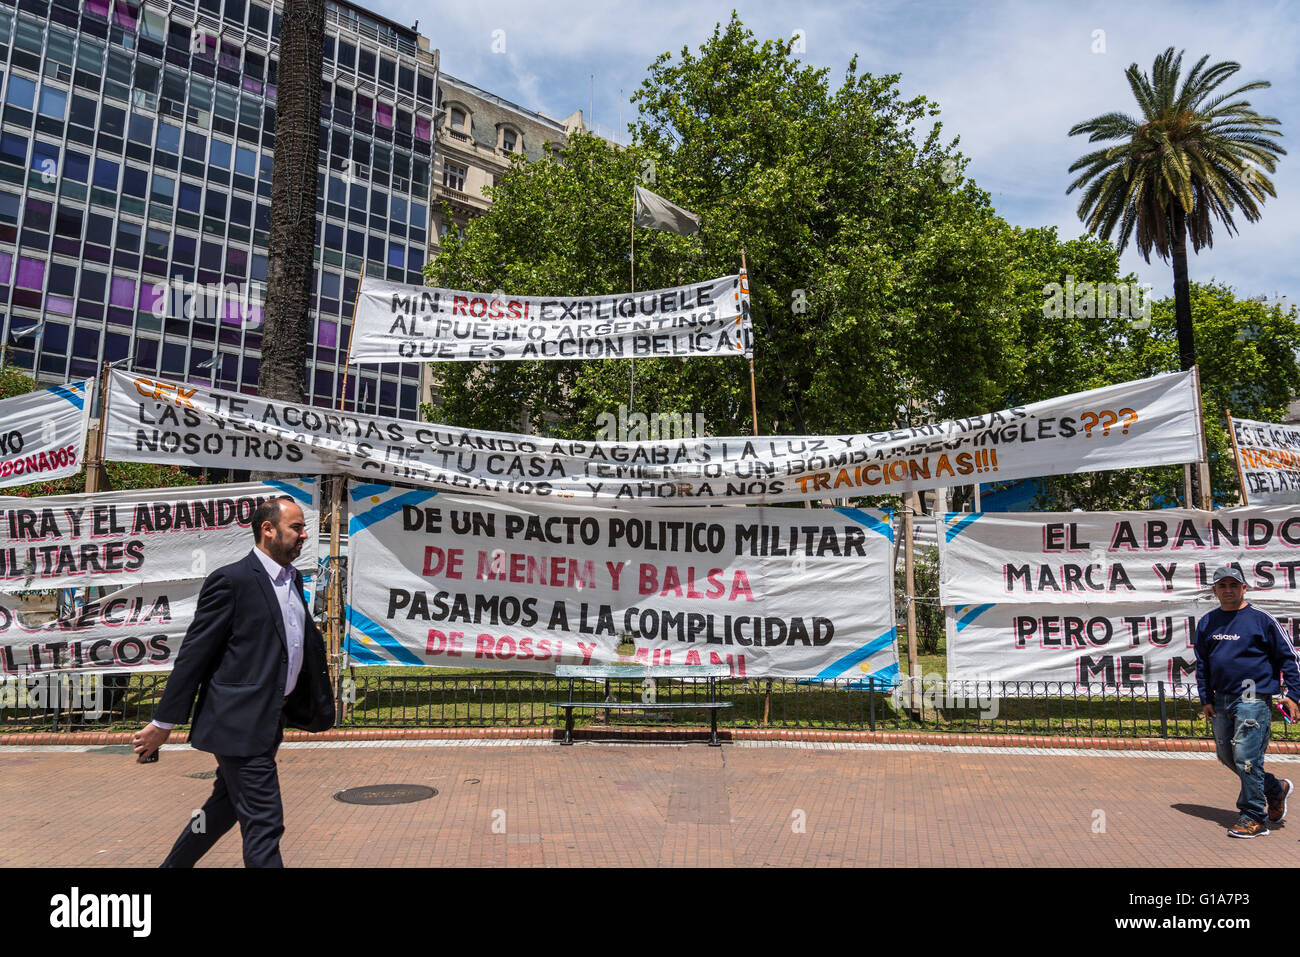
left=1170, top=206, right=1209, bottom=507
left=259, top=0, right=325, bottom=407
left=1170, top=206, right=1195, bottom=372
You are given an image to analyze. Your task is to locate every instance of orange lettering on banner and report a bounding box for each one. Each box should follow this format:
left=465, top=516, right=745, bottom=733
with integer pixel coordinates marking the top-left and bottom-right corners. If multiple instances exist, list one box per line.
left=132, top=377, right=197, bottom=409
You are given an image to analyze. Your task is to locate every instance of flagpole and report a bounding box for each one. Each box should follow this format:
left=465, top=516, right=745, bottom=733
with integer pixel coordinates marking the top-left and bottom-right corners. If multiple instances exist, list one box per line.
left=339, top=263, right=365, bottom=412
left=629, top=187, right=636, bottom=413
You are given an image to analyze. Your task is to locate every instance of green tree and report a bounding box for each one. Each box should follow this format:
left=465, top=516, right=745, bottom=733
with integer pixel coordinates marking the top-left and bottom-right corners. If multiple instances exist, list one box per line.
left=1038, top=283, right=1299, bottom=509
left=0, top=365, right=199, bottom=496
left=1066, top=48, right=1285, bottom=374
left=427, top=15, right=1024, bottom=441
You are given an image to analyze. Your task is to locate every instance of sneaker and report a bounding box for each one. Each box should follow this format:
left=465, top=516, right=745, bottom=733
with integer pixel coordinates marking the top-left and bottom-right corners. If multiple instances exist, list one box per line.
left=1228, top=816, right=1270, bottom=838
left=1268, top=779, right=1293, bottom=824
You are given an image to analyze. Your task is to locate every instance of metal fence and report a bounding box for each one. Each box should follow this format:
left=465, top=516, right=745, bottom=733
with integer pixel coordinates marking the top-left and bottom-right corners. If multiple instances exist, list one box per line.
left=3, top=670, right=1294, bottom=741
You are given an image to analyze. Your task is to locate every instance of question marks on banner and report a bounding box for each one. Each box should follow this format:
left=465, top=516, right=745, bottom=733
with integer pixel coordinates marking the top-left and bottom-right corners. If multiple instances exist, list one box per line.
left=1079, top=408, right=1138, bottom=437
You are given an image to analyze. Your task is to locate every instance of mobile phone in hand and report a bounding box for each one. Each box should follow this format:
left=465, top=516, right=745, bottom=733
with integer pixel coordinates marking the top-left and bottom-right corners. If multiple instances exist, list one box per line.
left=1278, top=701, right=1295, bottom=725
left=137, top=748, right=159, bottom=763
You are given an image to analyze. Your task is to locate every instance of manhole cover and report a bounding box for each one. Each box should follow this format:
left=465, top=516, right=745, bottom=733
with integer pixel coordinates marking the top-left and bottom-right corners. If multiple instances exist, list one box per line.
left=333, top=784, right=437, bottom=805
left=186, top=770, right=217, bottom=779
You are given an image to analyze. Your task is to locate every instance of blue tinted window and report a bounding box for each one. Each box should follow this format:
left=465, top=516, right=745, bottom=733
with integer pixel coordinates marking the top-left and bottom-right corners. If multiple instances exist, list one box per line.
left=5, top=75, right=35, bottom=109
left=38, top=87, right=67, bottom=119
left=235, top=146, right=256, bottom=176
left=156, top=122, right=181, bottom=153
left=129, top=113, right=154, bottom=144
left=93, top=158, right=120, bottom=190
left=31, top=141, right=59, bottom=175
left=209, top=139, right=231, bottom=168
left=64, top=150, right=90, bottom=182
left=179, top=183, right=202, bottom=212
left=409, top=203, right=426, bottom=229
left=0, top=133, right=26, bottom=166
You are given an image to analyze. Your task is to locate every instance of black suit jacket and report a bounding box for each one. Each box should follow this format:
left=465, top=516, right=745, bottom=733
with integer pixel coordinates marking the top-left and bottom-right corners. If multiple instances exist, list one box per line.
left=155, top=550, right=335, bottom=756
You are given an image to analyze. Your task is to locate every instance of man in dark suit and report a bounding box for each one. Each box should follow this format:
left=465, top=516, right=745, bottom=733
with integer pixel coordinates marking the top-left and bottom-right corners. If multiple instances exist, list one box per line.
left=132, top=495, right=334, bottom=867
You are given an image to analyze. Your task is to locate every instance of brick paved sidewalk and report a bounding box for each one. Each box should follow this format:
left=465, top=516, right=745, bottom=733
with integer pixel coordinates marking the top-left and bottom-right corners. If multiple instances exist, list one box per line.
left=2, top=739, right=1297, bottom=867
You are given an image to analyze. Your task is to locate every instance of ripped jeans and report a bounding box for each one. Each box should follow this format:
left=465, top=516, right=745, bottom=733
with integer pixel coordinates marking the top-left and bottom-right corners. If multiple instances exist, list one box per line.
left=1213, top=691, right=1285, bottom=823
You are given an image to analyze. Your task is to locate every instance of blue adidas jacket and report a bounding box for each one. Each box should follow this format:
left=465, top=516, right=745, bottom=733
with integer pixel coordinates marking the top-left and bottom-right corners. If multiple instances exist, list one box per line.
left=1195, top=604, right=1300, bottom=706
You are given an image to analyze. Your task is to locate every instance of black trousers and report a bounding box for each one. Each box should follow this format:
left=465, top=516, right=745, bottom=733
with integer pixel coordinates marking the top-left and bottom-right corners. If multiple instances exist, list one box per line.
left=160, top=728, right=285, bottom=868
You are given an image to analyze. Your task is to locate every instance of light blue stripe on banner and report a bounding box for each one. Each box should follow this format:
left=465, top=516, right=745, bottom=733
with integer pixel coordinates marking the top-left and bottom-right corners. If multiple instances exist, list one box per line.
left=955, top=603, right=995, bottom=631
left=263, top=480, right=312, bottom=505
left=835, top=507, right=893, bottom=543
left=346, top=605, right=424, bottom=665
left=350, top=482, right=391, bottom=503
left=815, top=627, right=898, bottom=680
left=344, top=635, right=386, bottom=665
left=944, top=512, right=984, bottom=542
left=47, top=382, right=85, bottom=410
left=348, top=489, right=438, bottom=537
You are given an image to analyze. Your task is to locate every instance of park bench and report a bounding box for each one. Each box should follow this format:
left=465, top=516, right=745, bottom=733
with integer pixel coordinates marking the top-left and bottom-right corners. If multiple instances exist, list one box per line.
left=551, top=664, right=734, bottom=746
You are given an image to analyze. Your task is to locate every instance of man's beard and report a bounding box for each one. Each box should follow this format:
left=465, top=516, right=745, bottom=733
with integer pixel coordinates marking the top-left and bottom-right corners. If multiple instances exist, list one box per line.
left=270, top=536, right=302, bottom=566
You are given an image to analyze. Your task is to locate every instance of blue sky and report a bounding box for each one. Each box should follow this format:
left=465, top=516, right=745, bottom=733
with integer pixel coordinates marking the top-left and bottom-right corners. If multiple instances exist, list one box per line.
left=371, top=0, right=1299, bottom=305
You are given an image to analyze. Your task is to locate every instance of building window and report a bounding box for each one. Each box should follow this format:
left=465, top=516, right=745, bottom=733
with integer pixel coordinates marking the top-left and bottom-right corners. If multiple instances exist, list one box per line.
left=501, top=128, right=518, bottom=152
left=442, top=162, right=466, bottom=193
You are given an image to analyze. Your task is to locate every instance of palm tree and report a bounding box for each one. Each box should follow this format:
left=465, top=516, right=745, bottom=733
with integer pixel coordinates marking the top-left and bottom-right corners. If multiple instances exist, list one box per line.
left=259, top=0, right=326, bottom=407
left=1067, top=47, right=1285, bottom=373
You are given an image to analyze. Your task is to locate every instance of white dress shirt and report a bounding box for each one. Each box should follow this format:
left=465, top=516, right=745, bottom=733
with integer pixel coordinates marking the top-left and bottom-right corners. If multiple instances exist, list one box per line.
left=152, top=548, right=305, bottom=731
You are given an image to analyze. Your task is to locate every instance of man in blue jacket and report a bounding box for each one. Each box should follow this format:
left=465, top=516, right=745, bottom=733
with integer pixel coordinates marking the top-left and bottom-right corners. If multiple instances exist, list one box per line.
left=1196, top=564, right=1300, bottom=838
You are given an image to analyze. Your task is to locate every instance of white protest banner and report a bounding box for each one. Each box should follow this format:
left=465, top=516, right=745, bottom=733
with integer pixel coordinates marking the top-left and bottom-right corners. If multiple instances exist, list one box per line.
left=350, top=274, right=750, bottom=363
left=0, top=580, right=198, bottom=674
left=106, top=370, right=1202, bottom=505
left=937, top=508, right=1300, bottom=607
left=0, top=571, right=318, bottom=674
left=939, top=508, right=1300, bottom=686
left=0, top=478, right=318, bottom=590
left=1230, top=415, right=1300, bottom=505
left=344, top=483, right=899, bottom=680
left=945, top=600, right=1300, bottom=688
left=0, top=379, right=92, bottom=488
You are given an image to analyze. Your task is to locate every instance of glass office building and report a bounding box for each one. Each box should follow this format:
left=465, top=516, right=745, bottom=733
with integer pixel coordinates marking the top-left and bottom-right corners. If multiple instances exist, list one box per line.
left=0, top=0, right=437, bottom=417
